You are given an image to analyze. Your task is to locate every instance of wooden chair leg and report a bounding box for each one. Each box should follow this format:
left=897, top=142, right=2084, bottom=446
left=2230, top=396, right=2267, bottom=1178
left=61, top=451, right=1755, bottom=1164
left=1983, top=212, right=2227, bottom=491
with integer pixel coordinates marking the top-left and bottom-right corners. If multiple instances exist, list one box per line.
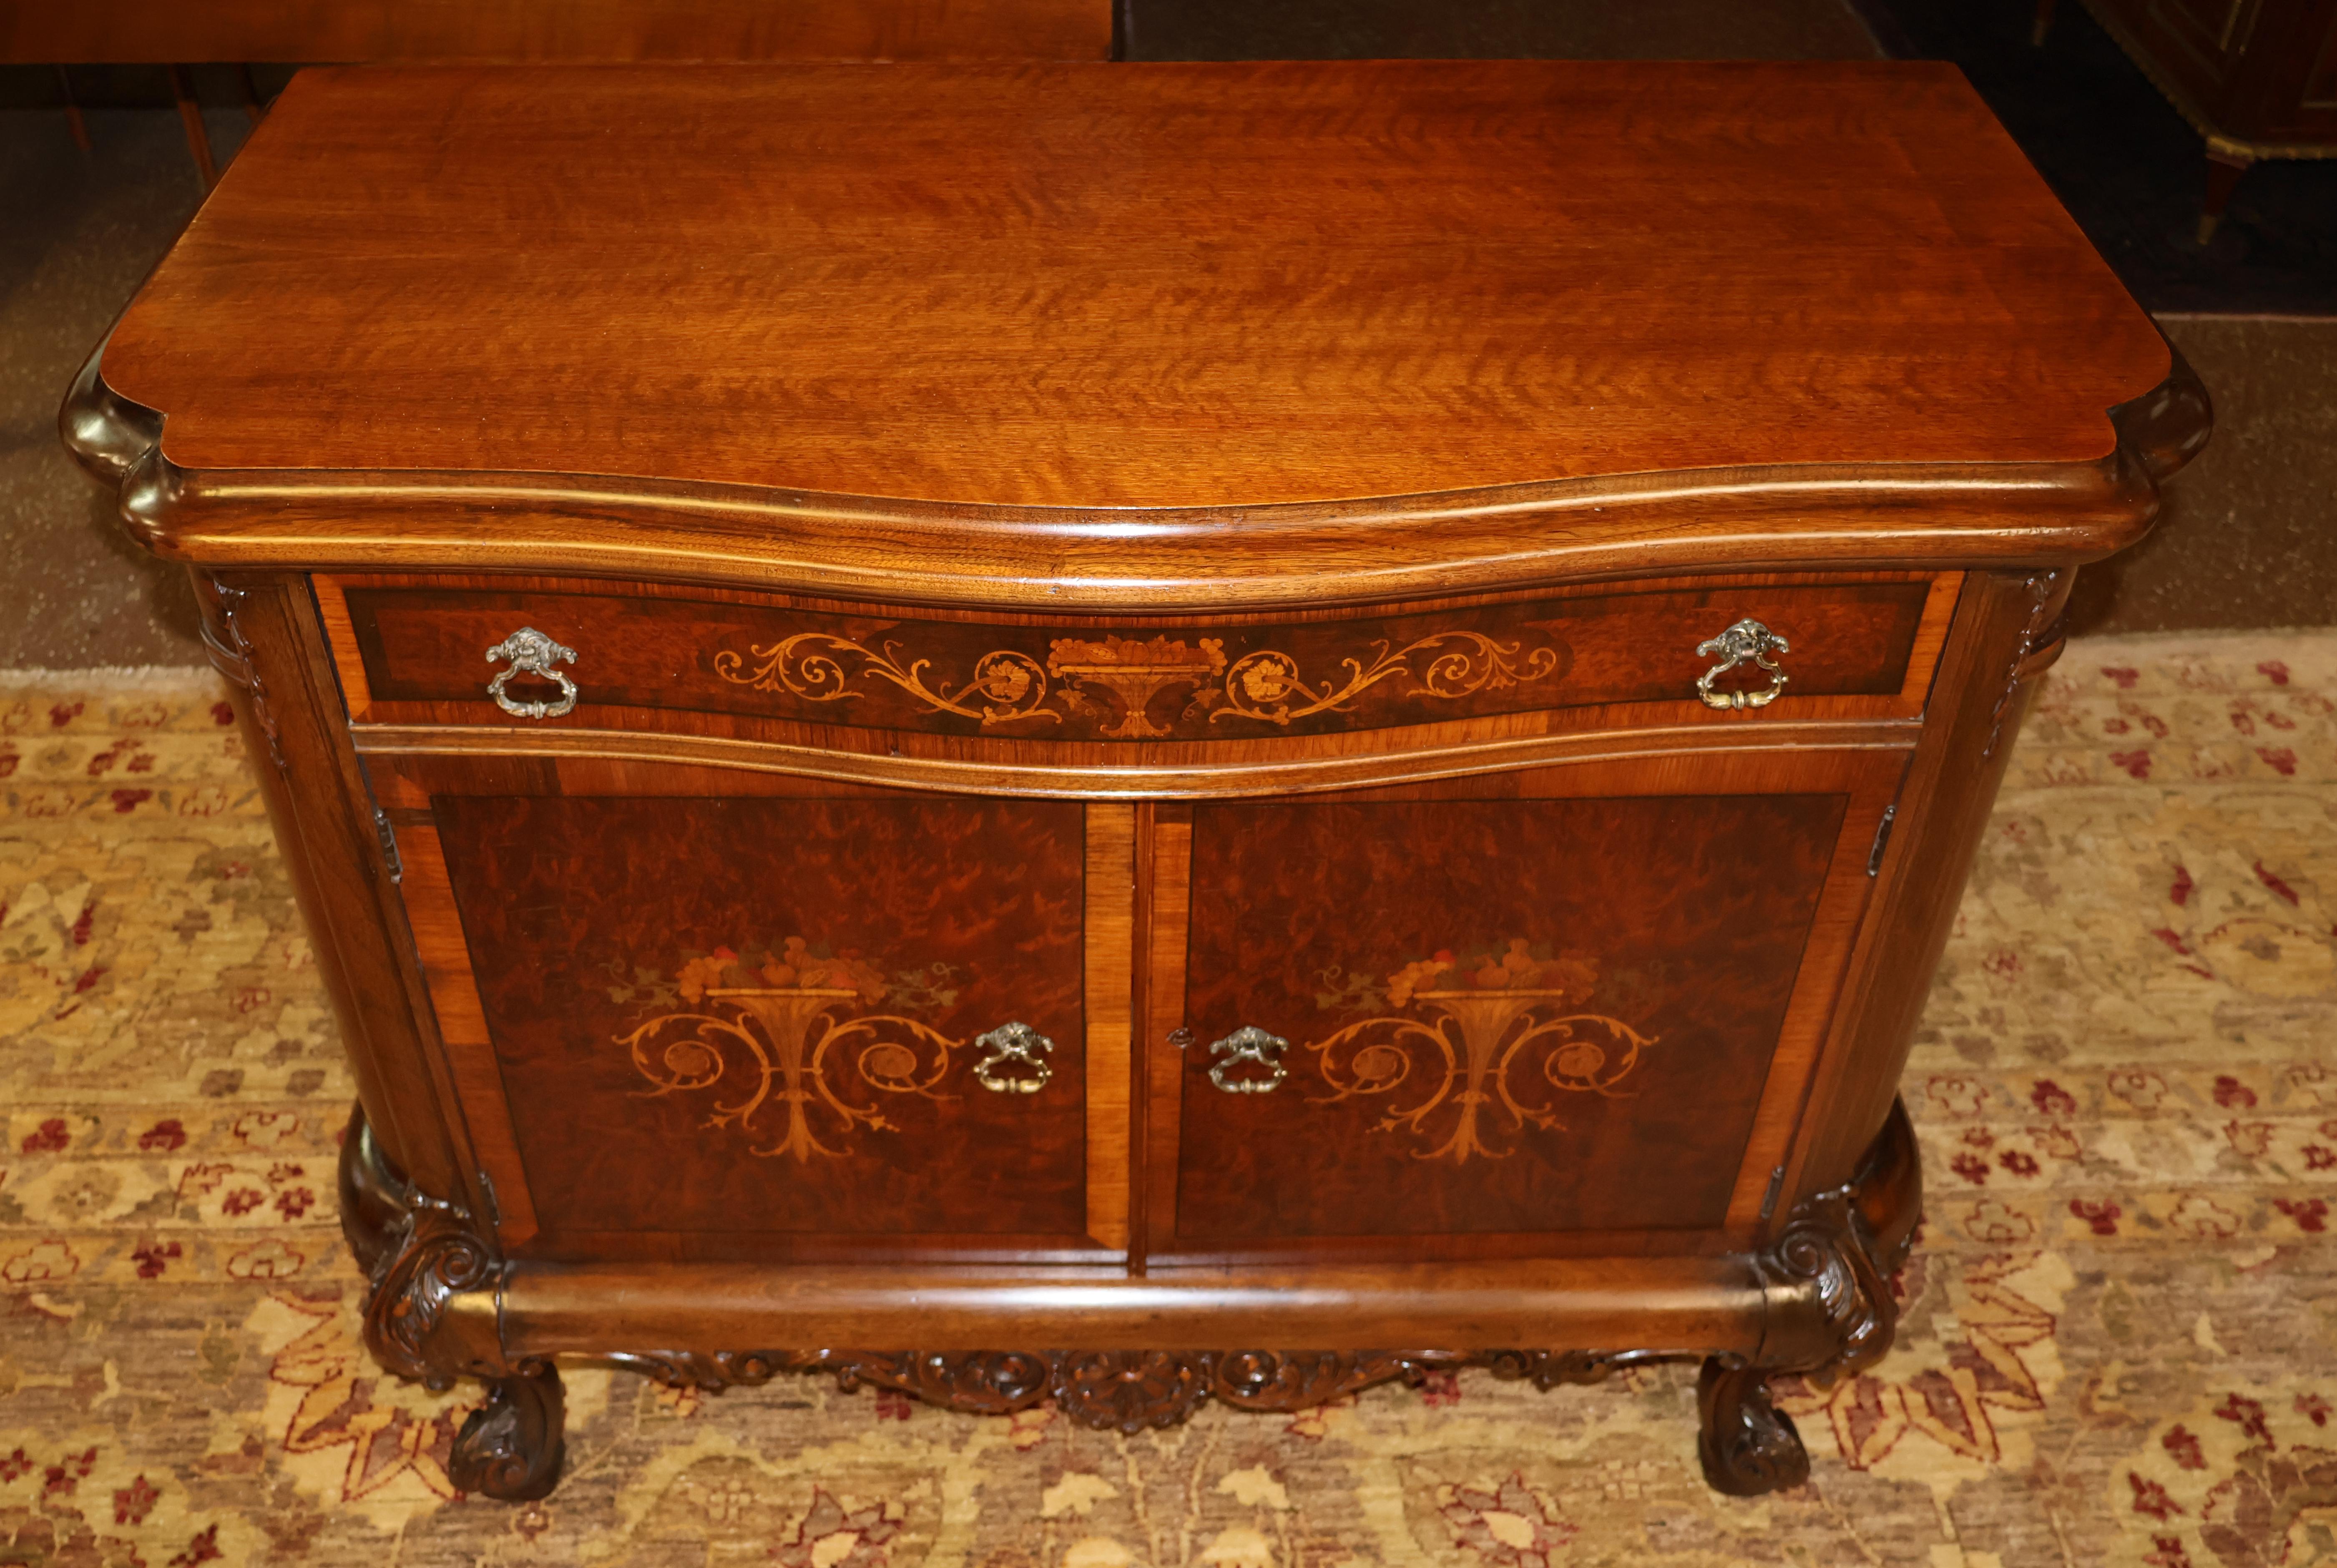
left=2030, top=0, right=2058, bottom=45
left=2199, top=151, right=2251, bottom=244
left=168, top=64, right=218, bottom=191
left=58, top=65, right=92, bottom=152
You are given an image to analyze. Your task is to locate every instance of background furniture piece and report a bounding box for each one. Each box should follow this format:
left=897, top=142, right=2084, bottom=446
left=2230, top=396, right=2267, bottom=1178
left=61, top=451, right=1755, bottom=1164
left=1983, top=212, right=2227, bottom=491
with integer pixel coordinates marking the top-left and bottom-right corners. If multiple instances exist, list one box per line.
left=62, top=59, right=2207, bottom=1502
left=4, top=0, right=1115, bottom=188
left=2036, top=0, right=2337, bottom=239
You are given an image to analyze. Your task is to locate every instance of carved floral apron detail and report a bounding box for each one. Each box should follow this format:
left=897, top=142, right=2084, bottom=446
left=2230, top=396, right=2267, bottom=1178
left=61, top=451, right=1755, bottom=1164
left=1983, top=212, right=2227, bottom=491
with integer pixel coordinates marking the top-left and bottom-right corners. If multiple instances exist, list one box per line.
left=1305, top=939, right=1656, bottom=1163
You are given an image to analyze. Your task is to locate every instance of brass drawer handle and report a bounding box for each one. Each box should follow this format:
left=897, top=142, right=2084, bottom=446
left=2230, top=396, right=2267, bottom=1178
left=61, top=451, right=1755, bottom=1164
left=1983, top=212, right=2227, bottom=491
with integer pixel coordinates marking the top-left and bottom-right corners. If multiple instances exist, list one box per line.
left=1695, top=618, right=1789, bottom=711
left=972, top=1022, right=1054, bottom=1094
left=1203, top=1025, right=1289, bottom=1095
left=486, top=627, right=580, bottom=719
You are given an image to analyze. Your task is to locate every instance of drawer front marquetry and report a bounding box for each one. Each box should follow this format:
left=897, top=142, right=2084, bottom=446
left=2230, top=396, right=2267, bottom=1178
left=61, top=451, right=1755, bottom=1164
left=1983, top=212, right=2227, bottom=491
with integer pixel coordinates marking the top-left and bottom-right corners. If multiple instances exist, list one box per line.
left=1166, top=791, right=1849, bottom=1245
left=428, top=793, right=1091, bottom=1245
left=332, top=575, right=1948, bottom=741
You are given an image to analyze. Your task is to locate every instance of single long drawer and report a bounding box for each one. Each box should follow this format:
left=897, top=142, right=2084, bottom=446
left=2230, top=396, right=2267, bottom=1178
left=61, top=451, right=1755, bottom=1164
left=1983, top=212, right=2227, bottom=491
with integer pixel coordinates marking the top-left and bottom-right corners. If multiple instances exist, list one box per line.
left=319, top=571, right=1959, bottom=741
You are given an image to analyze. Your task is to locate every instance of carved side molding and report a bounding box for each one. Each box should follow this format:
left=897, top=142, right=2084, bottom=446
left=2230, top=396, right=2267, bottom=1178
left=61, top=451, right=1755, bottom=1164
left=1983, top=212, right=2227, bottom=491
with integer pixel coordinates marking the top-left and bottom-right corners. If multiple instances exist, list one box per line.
left=1982, top=569, right=2069, bottom=760
left=193, top=574, right=288, bottom=771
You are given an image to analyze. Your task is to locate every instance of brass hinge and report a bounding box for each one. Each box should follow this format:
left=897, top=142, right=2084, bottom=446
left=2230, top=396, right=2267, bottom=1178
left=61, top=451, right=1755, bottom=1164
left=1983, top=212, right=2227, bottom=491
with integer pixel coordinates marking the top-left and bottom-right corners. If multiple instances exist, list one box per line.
left=1758, top=1163, right=1787, bottom=1221
left=1866, top=804, right=1897, bottom=878
left=374, top=807, right=404, bottom=883
left=477, top=1169, right=502, bottom=1228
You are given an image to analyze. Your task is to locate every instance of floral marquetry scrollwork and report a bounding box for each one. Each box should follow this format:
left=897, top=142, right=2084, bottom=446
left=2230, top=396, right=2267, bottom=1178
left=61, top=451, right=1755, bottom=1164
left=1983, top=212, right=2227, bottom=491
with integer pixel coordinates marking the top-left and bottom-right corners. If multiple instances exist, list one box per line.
left=607, top=937, right=1033, bottom=1163
left=708, top=622, right=1569, bottom=738
left=1213, top=631, right=1561, bottom=727
left=715, top=633, right=1058, bottom=726
left=1304, top=939, right=1658, bottom=1164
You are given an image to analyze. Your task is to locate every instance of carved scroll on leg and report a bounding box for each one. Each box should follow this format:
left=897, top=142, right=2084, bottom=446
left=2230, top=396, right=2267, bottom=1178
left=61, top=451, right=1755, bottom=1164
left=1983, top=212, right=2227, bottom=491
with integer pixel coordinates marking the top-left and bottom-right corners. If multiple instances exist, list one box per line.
left=450, top=1359, right=565, bottom=1502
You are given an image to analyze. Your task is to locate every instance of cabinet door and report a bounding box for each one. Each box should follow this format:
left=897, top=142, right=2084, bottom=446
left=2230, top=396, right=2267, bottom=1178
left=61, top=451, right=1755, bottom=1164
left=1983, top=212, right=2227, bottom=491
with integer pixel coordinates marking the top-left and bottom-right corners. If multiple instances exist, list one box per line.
left=381, top=761, right=1127, bottom=1262
left=1142, top=751, right=1901, bottom=1262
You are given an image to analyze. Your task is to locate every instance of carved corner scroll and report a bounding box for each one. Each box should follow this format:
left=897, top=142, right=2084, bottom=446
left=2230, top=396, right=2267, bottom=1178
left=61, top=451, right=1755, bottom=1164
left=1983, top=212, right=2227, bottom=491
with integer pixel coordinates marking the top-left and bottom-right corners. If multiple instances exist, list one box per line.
left=1982, top=570, right=2068, bottom=760
left=1304, top=940, right=1656, bottom=1163
left=713, top=624, right=1568, bottom=740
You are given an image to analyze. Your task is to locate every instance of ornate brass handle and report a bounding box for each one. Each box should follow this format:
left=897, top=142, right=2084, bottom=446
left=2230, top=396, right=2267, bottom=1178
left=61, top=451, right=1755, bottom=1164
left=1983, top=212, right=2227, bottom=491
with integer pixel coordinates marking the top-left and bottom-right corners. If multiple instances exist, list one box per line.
left=972, top=1022, right=1053, bottom=1094
left=1694, top=618, right=1789, bottom=711
left=486, top=627, right=579, bottom=719
left=1204, top=1025, right=1289, bottom=1095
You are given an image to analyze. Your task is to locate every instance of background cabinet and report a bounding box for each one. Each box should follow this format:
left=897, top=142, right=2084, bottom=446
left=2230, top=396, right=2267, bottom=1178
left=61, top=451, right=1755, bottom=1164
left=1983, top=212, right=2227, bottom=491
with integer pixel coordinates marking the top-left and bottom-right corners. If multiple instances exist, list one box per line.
left=2055, top=0, right=2337, bottom=236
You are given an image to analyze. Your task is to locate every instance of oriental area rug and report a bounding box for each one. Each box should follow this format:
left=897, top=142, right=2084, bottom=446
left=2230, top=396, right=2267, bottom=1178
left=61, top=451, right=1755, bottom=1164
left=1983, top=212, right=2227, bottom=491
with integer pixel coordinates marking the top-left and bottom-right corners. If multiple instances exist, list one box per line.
left=3, top=630, right=2334, bottom=1568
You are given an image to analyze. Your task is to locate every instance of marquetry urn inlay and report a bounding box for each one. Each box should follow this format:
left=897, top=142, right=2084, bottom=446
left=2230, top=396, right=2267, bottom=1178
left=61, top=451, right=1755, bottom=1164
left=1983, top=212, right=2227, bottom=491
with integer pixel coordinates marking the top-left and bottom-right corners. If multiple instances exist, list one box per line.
left=1307, top=940, right=1656, bottom=1163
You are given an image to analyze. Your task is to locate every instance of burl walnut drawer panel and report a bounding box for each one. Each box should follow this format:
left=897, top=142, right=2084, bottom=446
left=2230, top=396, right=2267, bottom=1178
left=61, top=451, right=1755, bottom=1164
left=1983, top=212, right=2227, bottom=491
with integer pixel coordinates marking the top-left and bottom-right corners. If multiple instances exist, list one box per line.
left=423, top=792, right=1094, bottom=1257
left=321, top=572, right=1958, bottom=740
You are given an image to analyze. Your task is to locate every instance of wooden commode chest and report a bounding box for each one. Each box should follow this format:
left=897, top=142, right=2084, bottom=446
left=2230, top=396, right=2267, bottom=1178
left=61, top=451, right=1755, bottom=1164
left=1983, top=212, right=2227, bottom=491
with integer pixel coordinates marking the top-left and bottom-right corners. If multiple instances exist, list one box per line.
left=63, top=60, right=2209, bottom=1500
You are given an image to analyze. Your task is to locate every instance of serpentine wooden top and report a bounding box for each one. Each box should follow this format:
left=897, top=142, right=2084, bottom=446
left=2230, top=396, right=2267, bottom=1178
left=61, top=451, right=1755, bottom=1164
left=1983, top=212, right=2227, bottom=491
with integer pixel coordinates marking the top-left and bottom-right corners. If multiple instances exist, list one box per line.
left=81, top=61, right=2203, bottom=606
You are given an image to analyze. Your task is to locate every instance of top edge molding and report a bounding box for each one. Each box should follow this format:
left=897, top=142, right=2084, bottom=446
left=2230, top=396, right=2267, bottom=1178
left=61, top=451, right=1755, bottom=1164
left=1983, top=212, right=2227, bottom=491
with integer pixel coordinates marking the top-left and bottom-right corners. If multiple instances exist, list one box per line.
left=60, top=334, right=2211, bottom=613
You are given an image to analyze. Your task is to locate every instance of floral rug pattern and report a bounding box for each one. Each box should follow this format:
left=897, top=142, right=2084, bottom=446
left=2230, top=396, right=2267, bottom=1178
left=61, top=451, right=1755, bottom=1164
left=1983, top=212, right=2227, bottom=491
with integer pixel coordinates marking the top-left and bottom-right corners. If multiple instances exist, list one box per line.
left=2, top=632, right=2334, bottom=1567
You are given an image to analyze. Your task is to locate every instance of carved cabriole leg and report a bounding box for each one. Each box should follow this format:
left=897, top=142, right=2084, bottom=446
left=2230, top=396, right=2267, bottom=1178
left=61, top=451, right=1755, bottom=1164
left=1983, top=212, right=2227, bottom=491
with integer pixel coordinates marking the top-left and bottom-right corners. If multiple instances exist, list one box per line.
left=1696, top=1098, right=1923, bottom=1496
left=1697, top=1357, right=1809, bottom=1495
left=340, top=1106, right=565, bottom=1500
left=449, top=1359, right=565, bottom=1503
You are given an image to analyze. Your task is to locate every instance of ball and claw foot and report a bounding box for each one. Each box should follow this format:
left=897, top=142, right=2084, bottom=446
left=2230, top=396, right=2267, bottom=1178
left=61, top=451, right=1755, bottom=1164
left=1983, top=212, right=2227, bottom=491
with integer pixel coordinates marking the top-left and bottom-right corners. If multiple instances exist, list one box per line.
left=449, top=1359, right=565, bottom=1502
left=1696, top=1356, right=1809, bottom=1497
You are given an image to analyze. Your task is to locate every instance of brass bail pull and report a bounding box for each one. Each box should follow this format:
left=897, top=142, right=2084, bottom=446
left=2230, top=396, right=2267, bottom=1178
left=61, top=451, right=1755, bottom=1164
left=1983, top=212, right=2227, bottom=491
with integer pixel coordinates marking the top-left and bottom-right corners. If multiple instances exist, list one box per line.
left=1694, top=618, right=1789, bottom=711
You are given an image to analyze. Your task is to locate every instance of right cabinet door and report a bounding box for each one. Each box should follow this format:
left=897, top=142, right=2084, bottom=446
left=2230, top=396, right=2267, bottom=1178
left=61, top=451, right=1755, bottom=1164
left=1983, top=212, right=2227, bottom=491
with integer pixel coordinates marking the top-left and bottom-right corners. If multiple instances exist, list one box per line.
left=1144, top=750, right=1904, bottom=1263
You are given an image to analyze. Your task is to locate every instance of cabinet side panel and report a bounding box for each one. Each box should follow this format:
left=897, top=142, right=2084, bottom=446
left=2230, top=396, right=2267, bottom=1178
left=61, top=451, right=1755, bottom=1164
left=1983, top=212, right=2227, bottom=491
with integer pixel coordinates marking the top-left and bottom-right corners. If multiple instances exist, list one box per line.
left=195, top=571, right=466, bottom=1194
left=1789, top=568, right=2073, bottom=1194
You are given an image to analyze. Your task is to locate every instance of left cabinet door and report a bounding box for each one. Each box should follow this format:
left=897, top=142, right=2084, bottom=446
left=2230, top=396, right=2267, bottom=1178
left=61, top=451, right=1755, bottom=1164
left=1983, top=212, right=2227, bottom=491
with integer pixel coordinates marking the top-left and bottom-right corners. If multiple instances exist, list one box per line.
left=373, top=759, right=1126, bottom=1264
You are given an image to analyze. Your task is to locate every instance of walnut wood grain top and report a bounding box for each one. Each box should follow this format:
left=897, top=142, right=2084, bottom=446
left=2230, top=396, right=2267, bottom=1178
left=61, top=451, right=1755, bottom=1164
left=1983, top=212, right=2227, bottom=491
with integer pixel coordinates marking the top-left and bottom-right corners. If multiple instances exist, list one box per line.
left=105, top=62, right=2168, bottom=495
left=77, top=62, right=2206, bottom=606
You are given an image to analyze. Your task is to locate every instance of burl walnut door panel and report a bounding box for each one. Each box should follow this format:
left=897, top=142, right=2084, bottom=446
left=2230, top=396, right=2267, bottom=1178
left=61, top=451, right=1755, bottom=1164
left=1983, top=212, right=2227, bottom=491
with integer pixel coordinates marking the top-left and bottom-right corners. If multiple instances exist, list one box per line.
left=1145, top=751, right=1903, bottom=1262
left=416, top=790, right=1099, bottom=1261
